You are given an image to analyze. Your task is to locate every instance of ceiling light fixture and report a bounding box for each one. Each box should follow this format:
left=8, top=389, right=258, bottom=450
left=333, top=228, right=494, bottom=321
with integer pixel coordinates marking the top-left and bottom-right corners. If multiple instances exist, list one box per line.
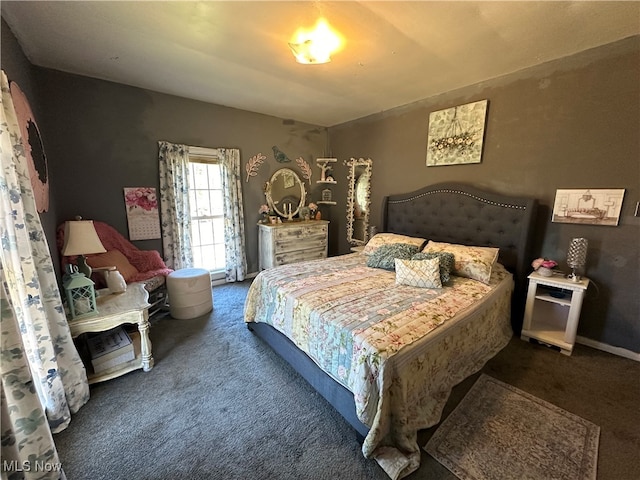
left=289, top=18, right=342, bottom=64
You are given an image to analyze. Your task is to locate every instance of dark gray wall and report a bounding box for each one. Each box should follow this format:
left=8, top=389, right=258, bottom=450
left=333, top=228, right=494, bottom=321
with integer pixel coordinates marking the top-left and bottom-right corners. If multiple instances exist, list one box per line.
left=3, top=17, right=638, bottom=353
left=330, top=36, right=640, bottom=353
left=34, top=69, right=327, bottom=274
left=2, top=17, right=327, bottom=276
left=1, top=18, right=61, bottom=271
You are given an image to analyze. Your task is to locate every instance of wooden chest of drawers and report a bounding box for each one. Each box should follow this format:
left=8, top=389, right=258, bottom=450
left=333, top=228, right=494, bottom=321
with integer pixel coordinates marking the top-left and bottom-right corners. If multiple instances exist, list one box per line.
left=258, top=220, right=329, bottom=270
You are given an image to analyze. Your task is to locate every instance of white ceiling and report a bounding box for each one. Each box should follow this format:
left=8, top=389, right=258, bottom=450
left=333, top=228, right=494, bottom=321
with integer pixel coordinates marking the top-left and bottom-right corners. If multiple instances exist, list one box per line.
left=2, top=1, right=639, bottom=127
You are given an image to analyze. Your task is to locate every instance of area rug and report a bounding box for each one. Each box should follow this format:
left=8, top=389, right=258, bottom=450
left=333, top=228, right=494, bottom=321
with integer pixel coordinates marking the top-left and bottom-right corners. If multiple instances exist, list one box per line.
left=424, top=374, right=600, bottom=480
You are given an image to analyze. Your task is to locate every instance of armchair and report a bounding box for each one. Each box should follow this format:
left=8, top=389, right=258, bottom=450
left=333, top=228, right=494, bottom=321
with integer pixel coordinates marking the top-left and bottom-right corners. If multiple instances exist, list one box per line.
left=57, top=220, right=173, bottom=317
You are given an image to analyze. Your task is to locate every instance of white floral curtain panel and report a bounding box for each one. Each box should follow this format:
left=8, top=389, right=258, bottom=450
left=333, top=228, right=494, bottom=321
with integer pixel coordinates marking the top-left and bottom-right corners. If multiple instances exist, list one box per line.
left=158, top=141, right=193, bottom=270
left=218, top=148, right=247, bottom=282
left=1, top=70, right=89, bottom=478
left=159, top=143, right=247, bottom=281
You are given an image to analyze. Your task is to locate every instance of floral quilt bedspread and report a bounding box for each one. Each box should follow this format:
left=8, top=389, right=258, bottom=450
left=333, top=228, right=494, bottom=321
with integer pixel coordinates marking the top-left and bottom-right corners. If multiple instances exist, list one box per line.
left=244, top=253, right=513, bottom=479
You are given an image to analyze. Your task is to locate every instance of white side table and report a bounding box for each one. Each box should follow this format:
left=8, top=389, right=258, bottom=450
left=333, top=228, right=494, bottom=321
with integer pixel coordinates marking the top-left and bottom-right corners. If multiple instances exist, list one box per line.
left=521, top=271, right=589, bottom=356
left=68, top=283, right=153, bottom=383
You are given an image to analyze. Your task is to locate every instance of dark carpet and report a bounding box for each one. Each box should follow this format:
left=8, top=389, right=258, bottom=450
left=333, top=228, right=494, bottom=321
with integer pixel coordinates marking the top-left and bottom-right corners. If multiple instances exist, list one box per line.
left=54, top=280, right=640, bottom=480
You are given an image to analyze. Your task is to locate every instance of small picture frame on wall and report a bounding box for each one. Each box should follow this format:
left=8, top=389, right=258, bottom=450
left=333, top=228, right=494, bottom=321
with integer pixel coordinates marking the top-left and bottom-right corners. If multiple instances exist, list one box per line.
left=552, top=188, right=625, bottom=226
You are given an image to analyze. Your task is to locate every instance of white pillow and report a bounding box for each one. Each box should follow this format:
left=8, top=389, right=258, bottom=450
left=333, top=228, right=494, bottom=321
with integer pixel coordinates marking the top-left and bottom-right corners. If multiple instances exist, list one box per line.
left=362, top=233, right=426, bottom=256
left=395, top=257, right=442, bottom=289
left=422, top=241, right=499, bottom=284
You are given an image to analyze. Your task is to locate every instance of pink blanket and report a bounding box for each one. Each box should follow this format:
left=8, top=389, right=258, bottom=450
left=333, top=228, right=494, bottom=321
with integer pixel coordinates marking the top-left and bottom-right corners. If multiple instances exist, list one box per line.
left=57, top=221, right=173, bottom=284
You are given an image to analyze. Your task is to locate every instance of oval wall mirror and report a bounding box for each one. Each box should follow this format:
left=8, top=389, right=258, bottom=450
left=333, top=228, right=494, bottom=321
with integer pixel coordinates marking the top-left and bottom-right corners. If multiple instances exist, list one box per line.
left=265, top=168, right=306, bottom=219
left=346, top=157, right=373, bottom=245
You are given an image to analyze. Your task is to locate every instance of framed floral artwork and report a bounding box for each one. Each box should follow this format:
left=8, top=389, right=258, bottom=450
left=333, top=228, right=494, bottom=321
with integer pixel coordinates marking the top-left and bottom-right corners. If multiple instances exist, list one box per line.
left=426, top=99, right=488, bottom=166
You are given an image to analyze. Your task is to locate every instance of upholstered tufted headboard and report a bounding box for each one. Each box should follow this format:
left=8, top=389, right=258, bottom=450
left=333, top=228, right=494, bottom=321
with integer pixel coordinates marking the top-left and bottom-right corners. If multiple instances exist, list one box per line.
left=382, top=182, right=537, bottom=332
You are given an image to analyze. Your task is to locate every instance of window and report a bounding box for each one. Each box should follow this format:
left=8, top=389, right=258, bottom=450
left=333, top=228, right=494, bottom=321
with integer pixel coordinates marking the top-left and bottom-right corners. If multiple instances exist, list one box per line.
left=188, top=149, right=225, bottom=275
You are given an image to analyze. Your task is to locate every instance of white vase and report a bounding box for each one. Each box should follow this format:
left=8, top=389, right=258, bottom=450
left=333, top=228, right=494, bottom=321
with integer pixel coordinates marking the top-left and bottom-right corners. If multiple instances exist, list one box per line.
left=105, top=269, right=127, bottom=293
left=537, top=267, right=554, bottom=277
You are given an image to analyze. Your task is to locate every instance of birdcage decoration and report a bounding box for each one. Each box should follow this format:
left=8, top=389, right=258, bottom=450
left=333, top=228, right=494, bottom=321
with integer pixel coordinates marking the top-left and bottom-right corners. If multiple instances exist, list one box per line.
left=63, top=266, right=98, bottom=319
left=322, top=188, right=332, bottom=202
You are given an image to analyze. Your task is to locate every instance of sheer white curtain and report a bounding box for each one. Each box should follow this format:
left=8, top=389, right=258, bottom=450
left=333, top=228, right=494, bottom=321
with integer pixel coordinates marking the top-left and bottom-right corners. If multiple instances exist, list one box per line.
left=158, top=141, right=193, bottom=270
left=1, top=69, right=89, bottom=479
left=218, top=148, right=247, bottom=282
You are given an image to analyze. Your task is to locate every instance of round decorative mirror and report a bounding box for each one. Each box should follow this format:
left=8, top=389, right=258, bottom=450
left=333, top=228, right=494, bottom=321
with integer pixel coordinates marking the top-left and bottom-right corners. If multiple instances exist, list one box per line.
left=265, top=168, right=306, bottom=219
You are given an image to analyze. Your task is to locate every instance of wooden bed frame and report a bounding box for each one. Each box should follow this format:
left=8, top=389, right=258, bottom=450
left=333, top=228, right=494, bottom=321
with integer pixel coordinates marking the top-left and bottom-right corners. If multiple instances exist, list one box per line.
left=247, top=182, right=537, bottom=438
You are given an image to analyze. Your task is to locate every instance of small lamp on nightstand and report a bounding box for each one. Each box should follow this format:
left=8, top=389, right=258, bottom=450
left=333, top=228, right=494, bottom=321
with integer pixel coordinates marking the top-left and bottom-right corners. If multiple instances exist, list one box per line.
left=61, top=217, right=106, bottom=279
left=567, top=237, right=588, bottom=282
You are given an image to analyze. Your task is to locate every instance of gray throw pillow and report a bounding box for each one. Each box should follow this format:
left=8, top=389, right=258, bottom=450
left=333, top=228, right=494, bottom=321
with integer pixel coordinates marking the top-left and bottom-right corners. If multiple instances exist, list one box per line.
left=366, top=243, right=420, bottom=271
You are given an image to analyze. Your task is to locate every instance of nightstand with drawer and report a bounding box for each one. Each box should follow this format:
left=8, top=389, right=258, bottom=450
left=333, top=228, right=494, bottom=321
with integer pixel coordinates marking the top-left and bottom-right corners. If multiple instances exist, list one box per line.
left=258, top=220, right=329, bottom=269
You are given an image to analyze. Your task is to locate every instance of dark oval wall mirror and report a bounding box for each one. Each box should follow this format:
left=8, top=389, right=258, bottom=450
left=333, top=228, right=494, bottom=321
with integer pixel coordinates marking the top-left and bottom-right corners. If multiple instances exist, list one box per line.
left=346, top=157, right=373, bottom=245
left=265, top=168, right=306, bottom=219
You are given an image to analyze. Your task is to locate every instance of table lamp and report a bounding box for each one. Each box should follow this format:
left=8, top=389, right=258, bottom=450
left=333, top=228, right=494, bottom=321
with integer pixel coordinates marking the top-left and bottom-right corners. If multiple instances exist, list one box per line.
left=61, top=218, right=106, bottom=279
left=567, top=237, right=588, bottom=282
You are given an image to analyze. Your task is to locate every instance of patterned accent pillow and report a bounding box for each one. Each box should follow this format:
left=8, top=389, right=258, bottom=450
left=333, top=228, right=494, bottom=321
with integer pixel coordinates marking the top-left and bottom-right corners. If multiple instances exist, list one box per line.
left=366, top=243, right=420, bottom=271
left=411, top=251, right=455, bottom=284
left=395, top=258, right=442, bottom=289
left=362, top=233, right=426, bottom=256
left=422, top=241, right=499, bottom=284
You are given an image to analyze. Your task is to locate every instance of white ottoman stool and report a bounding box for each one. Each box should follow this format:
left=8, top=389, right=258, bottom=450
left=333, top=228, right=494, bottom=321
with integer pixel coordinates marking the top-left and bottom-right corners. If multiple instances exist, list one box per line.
left=166, top=268, right=213, bottom=320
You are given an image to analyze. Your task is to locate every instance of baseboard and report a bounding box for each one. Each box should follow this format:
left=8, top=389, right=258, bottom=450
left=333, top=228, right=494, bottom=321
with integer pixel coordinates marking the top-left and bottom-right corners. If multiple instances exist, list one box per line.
left=576, top=336, right=640, bottom=362
left=211, top=271, right=258, bottom=287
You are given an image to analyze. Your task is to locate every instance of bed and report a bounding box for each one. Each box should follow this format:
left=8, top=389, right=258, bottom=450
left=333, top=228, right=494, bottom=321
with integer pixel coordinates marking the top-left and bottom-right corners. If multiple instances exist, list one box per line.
left=244, top=182, right=537, bottom=479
